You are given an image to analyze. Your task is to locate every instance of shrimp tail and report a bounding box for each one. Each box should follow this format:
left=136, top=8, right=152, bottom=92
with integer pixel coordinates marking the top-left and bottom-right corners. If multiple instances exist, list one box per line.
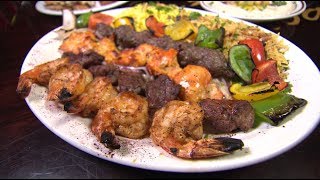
left=17, top=58, right=71, bottom=99
left=63, top=101, right=82, bottom=114
left=91, top=110, right=121, bottom=149
left=174, top=138, right=244, bottom=159
left=58, top=88, right=73, bottom=102
left=101, top=131, right=120, bottom=149
left=16, top=76, right=33, bottom=98
left=215, top=137, right=244, bottom=152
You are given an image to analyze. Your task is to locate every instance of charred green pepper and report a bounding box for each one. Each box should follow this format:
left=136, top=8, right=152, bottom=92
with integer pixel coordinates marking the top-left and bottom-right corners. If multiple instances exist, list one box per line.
left=76, top=11, right=93, bottom=28
left=195, top=25, right=225, bottom=49
left=251, top=92, right=307, bottom=125
left=253, top=110, right=276, bottom=127
left=229, top=45, right=255, bottom=84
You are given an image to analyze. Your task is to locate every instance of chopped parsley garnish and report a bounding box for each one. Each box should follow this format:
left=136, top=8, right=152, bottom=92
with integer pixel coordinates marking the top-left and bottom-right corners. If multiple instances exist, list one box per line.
left=232, top=33, right=239, bottom=39
left=189, top=12, right=202, bottom=20
left=146, top=9, right=153, bottom=14
left=148, top=1, right=157, bottom=6
left=156, top=6, right=172, bottom=12
left=272, top=1, right=287, bottom=6
left=148, top=1, right=173, bottom=12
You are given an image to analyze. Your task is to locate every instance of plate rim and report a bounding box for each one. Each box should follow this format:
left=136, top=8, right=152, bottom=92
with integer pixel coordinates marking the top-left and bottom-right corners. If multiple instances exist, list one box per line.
left=21, top=7, right=320, bottom=173
left=35, top=1, right=129, bottom=16
left=199, top=1, right=306, bottom=22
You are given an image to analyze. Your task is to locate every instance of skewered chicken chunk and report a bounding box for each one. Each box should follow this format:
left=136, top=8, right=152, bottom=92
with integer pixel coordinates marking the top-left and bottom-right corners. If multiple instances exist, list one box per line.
left=173, top=65, right=224, bottom=102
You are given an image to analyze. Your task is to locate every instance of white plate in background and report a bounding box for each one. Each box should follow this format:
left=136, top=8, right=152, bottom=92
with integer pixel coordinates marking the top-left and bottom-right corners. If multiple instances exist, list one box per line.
left=35, top=1, right=128, bottom=16
left=200, top=1, right=306, bottom=22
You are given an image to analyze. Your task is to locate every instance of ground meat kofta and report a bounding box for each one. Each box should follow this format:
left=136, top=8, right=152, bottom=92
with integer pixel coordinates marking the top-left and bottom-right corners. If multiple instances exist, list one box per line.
left=114, top=25, right=153, bottom=50
left=95, top=23, right=114, bottom=39
left=199, top=99, right=255, bottom=134
left=63, top=51, right=104, bottom=69
left=117, top=69, right=147, bottom=95
left=87, top=64, right=120, bottom=85
left=178, top=45, right=235, bottom=79
left=145, top=75, right=181, bottom=118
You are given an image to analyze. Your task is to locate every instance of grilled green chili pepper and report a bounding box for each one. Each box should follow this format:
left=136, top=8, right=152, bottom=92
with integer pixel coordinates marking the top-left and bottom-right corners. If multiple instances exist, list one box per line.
left=76, top=11, right=93, bottom=28
left=195, top=25, right=225, bottom=49
left=251, top=92, right=307, bottom=125
left=253, top=110, right=276, bottom=127
left=229, top=45, right=255, bottom=84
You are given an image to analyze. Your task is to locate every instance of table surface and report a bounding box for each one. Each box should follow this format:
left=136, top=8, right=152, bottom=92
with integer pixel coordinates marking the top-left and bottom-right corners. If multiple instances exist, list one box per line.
left=1, top=1, right=319, bottom=178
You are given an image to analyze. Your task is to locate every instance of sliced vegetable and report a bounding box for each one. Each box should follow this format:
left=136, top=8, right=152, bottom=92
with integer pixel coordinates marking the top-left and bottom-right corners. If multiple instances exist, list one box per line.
left=252, top=59, right=288, bottom=90
left=253, top=110, right=276, bottom=127
left=251, top=92, right=307, bottom=125
left=164, top=19, right=195, bottom=41
left=239, top=38, right=287, bottom=90
left=88, top=13, right=114, bottom=30
left=230, top=82, right=272, bottom=94
left=195, top=25, right=225, bottom=49
left=229, top=45, right=255, bottom=84
left=230, top=82, right=280, bottom=101
left=146, top=16, right=166, bottom=37
left=113, top=17, right=134, bottom=28
left=239, top=38, right=266, bottom=66
left=233, top=89, right=279, bottom=102
left=62, top=9, right=76, bottom=31
left=76, top=11, right=93, bottom=28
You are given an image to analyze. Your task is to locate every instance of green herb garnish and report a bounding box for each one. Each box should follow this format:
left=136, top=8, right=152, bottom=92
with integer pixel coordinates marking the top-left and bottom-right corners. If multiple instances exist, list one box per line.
left=272, top=1, right=287, bottom=6
left=189, top=12, right=202, bottom=20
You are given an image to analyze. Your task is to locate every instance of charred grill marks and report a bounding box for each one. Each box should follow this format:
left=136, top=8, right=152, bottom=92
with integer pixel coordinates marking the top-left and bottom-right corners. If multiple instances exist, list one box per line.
left=58, top=88, right=72, bottom=101
left=101, top=131, right=120, bottom=149
left=215, top=137, right=244, bottom=152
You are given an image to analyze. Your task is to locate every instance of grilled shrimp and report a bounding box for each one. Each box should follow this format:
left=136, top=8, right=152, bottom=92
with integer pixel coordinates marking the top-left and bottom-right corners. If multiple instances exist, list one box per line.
left=150, top=100, right=244, bottom=159
left=17, top=57, right=69, bottom=98
left=64, top=76, right=118, bottom=117
left=173, top=65, right=224, bottom=102
left=146, top=46, right=182, bottom=79
left=91, top=92, right=149, bottom=149
left=47, top=63, right=93, bottom=102
left=59, top=31, right=97, bottom=54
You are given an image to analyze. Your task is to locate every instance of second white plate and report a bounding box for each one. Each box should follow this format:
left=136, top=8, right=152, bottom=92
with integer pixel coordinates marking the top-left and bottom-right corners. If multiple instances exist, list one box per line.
left=35, top=1, right=128, bottom=16
left=200, top=1, right=306, bottom=22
